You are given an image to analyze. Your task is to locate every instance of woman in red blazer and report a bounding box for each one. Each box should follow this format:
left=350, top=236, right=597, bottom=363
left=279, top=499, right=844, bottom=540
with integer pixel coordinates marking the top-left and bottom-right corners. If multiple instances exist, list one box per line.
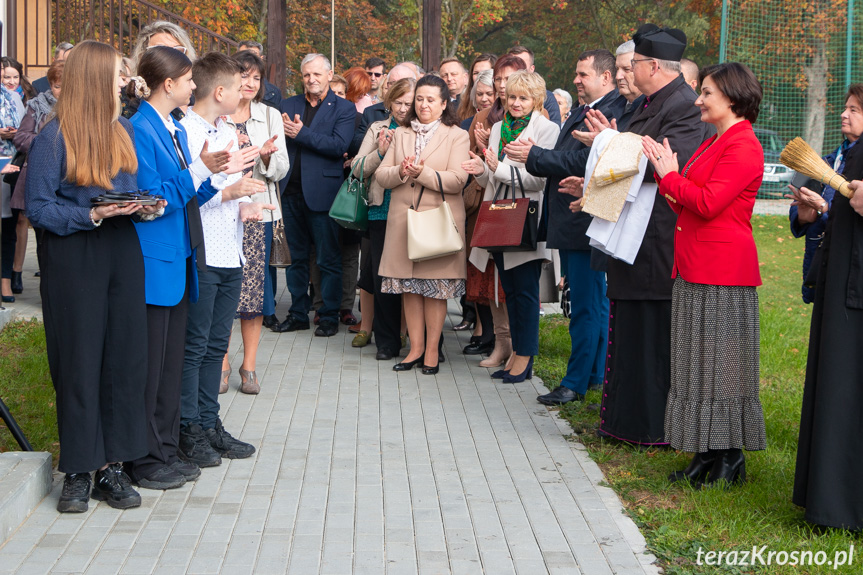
left=642, top=62, right=766, bottom=488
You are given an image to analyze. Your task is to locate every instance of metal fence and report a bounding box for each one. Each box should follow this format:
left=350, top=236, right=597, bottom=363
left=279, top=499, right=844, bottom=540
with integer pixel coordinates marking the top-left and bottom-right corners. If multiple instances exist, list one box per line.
left=720, top=0, right=862, bottom=200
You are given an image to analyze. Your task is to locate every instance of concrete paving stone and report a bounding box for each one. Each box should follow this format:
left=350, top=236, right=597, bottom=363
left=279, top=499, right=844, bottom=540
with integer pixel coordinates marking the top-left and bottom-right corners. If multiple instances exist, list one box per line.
left=118, top=554, right=161, bottom=574
left=0, top=291, right=656, bottom=574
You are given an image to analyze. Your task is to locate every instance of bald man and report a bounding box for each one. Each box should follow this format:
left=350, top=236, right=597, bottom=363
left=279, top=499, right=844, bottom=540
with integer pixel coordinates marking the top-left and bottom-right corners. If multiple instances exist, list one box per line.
left=681, top=58, right=699, bottom=92
left=349, top=63, right=419, bottom=155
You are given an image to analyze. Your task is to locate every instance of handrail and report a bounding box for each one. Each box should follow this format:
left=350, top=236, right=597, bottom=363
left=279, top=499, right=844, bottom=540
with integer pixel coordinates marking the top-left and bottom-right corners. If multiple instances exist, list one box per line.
left=53, top=0, right=239, bottom=59
left=132, top=1, right=239, bottom=48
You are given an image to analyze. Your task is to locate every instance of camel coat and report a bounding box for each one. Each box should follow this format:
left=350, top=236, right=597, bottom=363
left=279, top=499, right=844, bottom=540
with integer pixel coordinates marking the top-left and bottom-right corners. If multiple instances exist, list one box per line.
left=376, top=123, right=470, bottom=280
left=351, top=117, right=391, bottom=206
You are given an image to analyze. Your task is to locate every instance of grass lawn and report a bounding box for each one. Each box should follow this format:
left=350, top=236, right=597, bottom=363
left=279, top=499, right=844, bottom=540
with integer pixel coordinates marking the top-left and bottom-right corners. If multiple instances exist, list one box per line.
left=536, top=214, right=863, bottom=574
left=2, top=215, right=862, bottom=572
left=0, top=318, right=57, bottom=465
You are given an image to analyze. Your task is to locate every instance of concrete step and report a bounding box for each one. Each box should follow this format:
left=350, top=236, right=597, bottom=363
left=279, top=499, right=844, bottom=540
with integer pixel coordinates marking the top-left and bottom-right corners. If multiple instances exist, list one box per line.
left=0, top=307, right=17, bottom=332
left=0, top=452, right=52, bottom=545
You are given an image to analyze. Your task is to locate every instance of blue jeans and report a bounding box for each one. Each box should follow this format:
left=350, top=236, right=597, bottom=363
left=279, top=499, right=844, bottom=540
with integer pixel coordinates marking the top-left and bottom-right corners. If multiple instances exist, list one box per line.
left=560, top=249, right=609, bottom=395
left=282, top=193, right=342, bottom=326
left=492, top=254, right=542, bottom=357
left=181, top=265, right=242, bottom=429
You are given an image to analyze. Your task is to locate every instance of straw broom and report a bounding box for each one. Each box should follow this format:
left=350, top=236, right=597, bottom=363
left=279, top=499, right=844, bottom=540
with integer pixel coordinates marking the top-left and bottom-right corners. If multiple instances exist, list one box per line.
left=780, top=137, right=853, bottom=198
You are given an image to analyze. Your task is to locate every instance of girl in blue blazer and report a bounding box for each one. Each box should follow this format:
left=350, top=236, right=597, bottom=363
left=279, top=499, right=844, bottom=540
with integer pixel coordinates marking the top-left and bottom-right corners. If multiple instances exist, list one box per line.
left=124, top=47, right=256, bottom=489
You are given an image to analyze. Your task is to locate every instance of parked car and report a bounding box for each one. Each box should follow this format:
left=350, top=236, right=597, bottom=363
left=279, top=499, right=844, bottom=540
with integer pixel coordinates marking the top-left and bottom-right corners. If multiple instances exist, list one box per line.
left=754, top=126, right=795, bottom=197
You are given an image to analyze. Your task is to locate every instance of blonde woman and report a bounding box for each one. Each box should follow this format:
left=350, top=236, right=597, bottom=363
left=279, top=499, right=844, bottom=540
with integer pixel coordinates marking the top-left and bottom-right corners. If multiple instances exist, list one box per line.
left=463, top=70, right=560, bottom=383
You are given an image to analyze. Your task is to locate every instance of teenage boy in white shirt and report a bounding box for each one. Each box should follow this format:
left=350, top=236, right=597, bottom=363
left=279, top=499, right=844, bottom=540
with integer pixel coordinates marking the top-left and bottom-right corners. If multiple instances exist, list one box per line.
left=178, top=52, right=275, bottom=468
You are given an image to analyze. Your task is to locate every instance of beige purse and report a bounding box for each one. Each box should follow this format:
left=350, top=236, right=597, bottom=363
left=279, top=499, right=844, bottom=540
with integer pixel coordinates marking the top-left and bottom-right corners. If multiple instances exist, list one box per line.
left=406, top=171, right=464, bottom=262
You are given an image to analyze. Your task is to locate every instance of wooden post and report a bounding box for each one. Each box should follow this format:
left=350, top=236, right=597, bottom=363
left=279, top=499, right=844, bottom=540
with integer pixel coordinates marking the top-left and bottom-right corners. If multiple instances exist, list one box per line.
left=266, top=0, right=286, bottom=97
left=422, top=0, right=441, bottom=72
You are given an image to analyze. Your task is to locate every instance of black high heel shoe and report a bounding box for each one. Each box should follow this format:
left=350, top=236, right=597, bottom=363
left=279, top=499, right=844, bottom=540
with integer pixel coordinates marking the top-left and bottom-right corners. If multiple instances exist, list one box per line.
left=393, top=355, right=424, bottom=372
left=1, top=294, right=14, bottom=303
left=421, top=363, right=439, bottom=375
left=704, top=449, right=746, bottom=487
left=502, top=357, right=534, bottom=384
left=669, top=451, right=717, bottom=483
left=490, top=369, right=509, bottom=379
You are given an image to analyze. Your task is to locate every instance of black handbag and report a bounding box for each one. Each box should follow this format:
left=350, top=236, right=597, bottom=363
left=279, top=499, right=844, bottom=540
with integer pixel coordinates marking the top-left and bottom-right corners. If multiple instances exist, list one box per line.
left=3, top=151, right=25, bottom=187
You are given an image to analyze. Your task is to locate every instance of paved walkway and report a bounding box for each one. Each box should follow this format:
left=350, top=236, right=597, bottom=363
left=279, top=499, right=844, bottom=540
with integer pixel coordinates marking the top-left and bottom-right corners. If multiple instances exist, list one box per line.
left=0, top=231, right=658, bottom=574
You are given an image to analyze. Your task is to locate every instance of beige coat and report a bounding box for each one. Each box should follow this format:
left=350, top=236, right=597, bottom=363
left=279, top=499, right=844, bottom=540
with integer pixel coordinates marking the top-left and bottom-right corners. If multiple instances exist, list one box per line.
left=469, top=112, right=560, bottom=271
left=351, top=118, right=391, bottom=206
left=376, top=124, right=470, bottom=280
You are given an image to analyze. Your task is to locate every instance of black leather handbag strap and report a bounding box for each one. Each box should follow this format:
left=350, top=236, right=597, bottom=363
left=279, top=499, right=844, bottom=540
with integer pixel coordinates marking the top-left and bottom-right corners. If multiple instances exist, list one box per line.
left=491, top=165, right=527, bottom=204
left=413, top=171, right=445, bottom=209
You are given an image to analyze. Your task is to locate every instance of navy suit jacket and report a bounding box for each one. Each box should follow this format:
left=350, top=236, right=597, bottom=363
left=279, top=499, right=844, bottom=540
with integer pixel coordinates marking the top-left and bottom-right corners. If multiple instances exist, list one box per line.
left=130, top=101, right=218, bottom=306
left=526, top=88, right=626, bottom=251
left=278, top=90, right=356, bottom=212
left=349, top=102, right=389, bottom=156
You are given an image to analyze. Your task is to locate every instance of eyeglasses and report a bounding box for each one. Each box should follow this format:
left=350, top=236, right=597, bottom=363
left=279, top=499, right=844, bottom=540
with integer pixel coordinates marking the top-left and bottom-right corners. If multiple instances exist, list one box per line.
left=366, top=71, right=384, bottom=78
left=148, top=44, right=188, bottom=54
left=630, top=58, right=654, bottom=67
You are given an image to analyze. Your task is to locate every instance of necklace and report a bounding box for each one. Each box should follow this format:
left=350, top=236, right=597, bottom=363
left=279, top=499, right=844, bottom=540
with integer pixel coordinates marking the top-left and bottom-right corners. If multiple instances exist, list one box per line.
left=682, top=140, right=714, bottom=178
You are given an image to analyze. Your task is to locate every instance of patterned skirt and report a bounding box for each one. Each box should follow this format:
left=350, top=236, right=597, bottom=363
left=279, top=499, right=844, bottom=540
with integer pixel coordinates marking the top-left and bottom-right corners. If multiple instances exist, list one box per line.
left=664, top=277, right=766, bottom=452
left=236, top=221, right=266, bottom=320
left=381, top=277, right=465, bottom=300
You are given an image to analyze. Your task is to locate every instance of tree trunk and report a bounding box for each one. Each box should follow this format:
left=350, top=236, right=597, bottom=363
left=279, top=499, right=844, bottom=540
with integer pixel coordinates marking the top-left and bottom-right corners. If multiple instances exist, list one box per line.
left=416, top=0, right=423, bottom=57
left=803, top=38, right=828, bottom=155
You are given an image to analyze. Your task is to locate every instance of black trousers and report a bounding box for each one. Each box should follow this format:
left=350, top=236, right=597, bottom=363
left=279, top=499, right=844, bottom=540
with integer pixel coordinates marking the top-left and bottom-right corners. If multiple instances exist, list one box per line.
left=126, top=263, right=190, bottom=481
left=1, top=209, right=18, bottom=279
left=368, top=220, right=402, bottom=354
left=41, top=217, right=148, bottom=474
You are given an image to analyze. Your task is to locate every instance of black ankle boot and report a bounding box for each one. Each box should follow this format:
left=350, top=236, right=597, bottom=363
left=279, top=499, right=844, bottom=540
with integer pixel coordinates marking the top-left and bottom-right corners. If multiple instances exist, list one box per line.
left=669, top=450, right=717, bottom=483
left=704, top=449, right=746, bottom=486
left=11, top=271, right=22, bottom=294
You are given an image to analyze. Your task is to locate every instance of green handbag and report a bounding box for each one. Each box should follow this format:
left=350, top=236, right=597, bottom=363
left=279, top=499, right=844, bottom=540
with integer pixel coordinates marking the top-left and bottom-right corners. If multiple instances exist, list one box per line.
left=329, top=157, right=369, bottom=231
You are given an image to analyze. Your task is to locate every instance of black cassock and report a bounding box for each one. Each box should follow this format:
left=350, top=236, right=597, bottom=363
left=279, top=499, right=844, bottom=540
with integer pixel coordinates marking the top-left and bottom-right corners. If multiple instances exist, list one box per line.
left=598, top=75, right=710, bottom=445
left=793, top=145, right=863, bottom=530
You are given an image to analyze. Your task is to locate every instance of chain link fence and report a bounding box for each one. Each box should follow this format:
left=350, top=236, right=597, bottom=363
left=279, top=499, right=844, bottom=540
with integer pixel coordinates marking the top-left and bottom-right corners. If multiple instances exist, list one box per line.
left=720, top=0, right=862, bottom=209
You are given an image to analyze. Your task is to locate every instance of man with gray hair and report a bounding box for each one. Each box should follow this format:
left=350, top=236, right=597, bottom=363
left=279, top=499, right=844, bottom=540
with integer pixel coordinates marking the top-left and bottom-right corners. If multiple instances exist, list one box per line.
left=274, top=54, right=356, bottom=336
left=595, top=24, right=710, bottom=445
left=33, top=42, right=73, bottom=94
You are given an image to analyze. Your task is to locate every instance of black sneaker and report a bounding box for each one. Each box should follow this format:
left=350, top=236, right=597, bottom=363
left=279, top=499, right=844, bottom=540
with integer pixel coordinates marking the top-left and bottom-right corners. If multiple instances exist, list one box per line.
left=57, top=473, right=92, bottom=513
left=179, top=424, right=222, bottom=468
left=135, top=465, right=186, bottom=490
left=169, top=459, right=201, bottom=481
left=91, top=464, right=141, bottom=509
left=205, top=419, right=256, bottom=459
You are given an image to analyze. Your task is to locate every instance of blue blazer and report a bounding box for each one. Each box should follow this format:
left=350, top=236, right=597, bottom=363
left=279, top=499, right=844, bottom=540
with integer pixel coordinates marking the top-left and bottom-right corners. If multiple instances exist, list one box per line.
left=130, top=101, right=218, bottom=306
left=278, top=90, right=356, bottom=211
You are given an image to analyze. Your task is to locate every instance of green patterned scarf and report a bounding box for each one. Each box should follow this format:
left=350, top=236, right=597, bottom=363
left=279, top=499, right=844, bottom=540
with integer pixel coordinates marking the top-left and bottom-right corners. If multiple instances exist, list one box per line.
left=498, top=112, right=531, bottom=161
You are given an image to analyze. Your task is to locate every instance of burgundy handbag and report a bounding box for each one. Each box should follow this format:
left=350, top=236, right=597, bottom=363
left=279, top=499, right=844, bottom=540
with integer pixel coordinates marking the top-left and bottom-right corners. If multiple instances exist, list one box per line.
left=471, top=166, right=538, bottom=252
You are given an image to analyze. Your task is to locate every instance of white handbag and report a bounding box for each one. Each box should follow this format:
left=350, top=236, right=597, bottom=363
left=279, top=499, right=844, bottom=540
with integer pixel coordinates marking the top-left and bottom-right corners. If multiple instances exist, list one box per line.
left=406, top=171, right=464, bottom=262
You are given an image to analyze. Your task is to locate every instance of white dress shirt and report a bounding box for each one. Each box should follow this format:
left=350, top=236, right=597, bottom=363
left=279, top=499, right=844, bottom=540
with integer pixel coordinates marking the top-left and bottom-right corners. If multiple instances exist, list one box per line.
left=180, top=108, right=249, bottom=268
